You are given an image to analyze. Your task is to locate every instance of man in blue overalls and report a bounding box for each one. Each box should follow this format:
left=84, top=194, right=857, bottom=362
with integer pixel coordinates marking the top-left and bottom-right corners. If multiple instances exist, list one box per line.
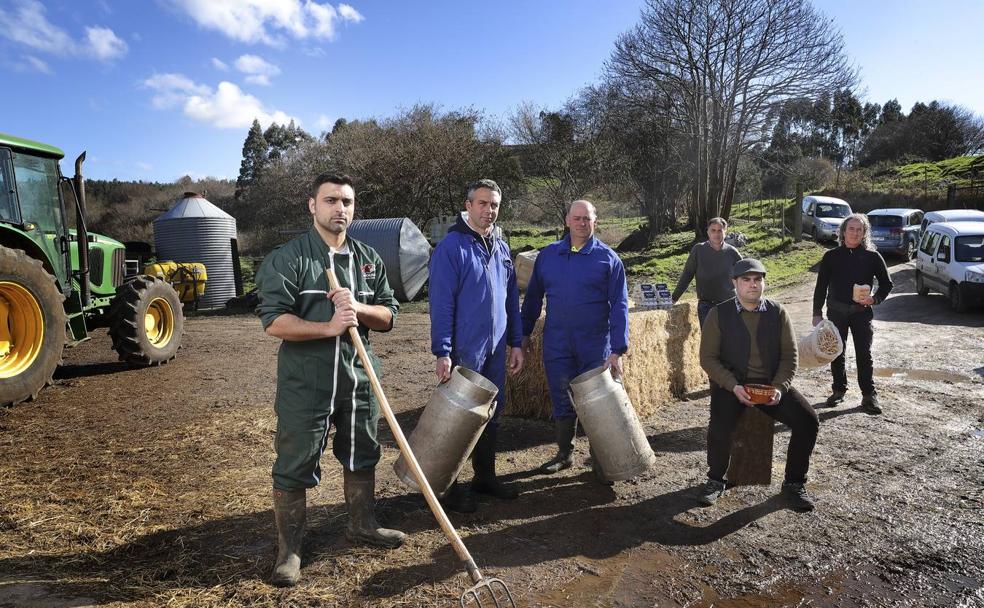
left=429, top=179, right=525, bottom=512
left=521, top=200, right=630, bottom=480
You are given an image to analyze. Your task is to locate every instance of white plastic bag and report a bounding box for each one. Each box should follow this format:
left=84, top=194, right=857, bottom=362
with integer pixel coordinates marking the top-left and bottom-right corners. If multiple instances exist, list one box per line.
left=798, top=319, right=844, bottom=369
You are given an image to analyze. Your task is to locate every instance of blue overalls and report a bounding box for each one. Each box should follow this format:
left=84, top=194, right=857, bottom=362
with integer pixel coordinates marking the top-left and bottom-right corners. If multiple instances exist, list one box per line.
left=429, top=217, right=522, bottom=427
left=520, top=235, right=629, bottom=419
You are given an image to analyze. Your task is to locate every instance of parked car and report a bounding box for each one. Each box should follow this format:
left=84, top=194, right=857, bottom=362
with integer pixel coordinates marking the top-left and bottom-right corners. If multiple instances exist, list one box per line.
left=915, top=221, right=984, bottom=312
left=801, top=195, right=852, bottom=242
left=919, top=209, right=984, bottom=234
left=866, top=208, right=924, bottom=259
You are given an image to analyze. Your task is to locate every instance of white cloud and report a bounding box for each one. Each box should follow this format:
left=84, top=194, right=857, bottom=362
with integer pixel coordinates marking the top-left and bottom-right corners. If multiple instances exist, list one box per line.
left=315, top=114, right=334, bottom=130
left=144, top=73, right=211, bottom=109
left=22, top=55, right=52, bottom=74
left=211, top=57, right=229, bottom=71
left=0, top=0, right=75, bottom=54
left=234, top=54, right=280, bottom=86
left=186, top=82, right=295, bottom=128
left=0, top=0, right=127, bottom=62
left=168, top=0, right=364, bottom=45
left=305, top=2, right=337, bottom=39
left=85, top=26, right=128, bottom=60
left=143, top=73, right=297, bottom=130
left=338, top=4, right=363, bottom=22
left=136, top=162, right=153, bottom=172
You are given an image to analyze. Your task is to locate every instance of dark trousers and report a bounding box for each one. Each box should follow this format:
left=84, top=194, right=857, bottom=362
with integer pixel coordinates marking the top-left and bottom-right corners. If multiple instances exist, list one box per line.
left=707, top=385, right=819, bottom=485
left=697, top=300, right=714, bottom=327
left=828, top=307, right=875, bottom=395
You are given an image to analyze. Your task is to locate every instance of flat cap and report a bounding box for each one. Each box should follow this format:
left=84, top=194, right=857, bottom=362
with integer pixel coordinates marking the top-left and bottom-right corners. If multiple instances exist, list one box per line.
left=731, top=257, right=767, bottom=278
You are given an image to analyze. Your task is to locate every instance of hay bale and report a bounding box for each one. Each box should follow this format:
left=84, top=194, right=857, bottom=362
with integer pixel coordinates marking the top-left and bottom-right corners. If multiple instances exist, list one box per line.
left=505, top=302, right=706, bottom=420
left=515, top=250, right=539, bottom=291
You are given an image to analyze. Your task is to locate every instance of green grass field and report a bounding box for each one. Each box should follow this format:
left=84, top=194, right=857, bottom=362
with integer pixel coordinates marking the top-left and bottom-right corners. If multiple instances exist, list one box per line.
left=514, top=198, right=827, bottom=296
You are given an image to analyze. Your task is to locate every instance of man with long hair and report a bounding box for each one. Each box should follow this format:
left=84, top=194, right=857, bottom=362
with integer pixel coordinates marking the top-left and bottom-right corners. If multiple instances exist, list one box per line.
left=812, top=213, right=893, bottom=414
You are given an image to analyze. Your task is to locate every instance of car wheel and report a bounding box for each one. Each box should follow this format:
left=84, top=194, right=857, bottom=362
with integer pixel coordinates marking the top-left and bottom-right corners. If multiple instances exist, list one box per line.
left=811, top=227, right=818, bottom=241
left=915, top=271, right=929, bottom=297
left=905, top=239, right=916, bottom=260
left=949, top=282, right=969, bottom=313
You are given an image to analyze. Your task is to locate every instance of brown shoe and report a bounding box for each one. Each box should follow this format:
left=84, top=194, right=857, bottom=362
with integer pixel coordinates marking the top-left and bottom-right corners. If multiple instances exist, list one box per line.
left=860, top=394, right=882, bottom=415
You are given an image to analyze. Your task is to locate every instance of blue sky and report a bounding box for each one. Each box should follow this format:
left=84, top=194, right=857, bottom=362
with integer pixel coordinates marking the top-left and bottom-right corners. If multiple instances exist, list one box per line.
left=1, top=0, right=982, bottom=183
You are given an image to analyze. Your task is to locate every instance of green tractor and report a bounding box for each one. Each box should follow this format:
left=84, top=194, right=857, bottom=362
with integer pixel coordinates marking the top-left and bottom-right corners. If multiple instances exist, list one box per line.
left=1, top=133, right=184, bottom=406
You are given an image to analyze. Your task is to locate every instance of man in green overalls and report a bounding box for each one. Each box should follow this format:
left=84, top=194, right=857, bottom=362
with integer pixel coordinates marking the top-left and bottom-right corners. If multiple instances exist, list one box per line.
left=256, top=173, right=404, bottom=587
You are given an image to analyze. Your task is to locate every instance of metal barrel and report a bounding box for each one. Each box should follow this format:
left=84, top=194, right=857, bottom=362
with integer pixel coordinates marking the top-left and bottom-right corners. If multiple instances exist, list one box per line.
left=569, top=366, right=656, bottom=481
left=394, top=367, right=498, bottom=495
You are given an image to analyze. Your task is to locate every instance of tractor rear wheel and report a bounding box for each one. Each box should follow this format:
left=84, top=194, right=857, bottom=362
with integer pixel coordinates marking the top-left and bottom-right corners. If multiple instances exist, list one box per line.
left=109, top=276, right=184, bottom=365
left=0, top=246, right=66, bottom=406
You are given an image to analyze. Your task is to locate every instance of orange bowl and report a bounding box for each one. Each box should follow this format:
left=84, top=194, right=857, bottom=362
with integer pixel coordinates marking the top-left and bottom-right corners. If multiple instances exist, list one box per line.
left=745, top=383, right=776, bottom=405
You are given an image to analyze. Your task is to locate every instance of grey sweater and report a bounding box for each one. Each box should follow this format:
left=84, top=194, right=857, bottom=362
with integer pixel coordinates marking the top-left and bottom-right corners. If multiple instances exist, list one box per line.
left=672, top=241, right=743, bottom=304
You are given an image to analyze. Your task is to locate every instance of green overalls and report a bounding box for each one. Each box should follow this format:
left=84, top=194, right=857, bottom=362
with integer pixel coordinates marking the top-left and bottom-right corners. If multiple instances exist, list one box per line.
left=256, top=228, right=399, bottom=490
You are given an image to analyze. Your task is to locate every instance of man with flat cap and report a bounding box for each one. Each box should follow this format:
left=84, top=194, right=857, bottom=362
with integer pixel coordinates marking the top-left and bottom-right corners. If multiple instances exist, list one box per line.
left=697, top=258, right=820, bottom=511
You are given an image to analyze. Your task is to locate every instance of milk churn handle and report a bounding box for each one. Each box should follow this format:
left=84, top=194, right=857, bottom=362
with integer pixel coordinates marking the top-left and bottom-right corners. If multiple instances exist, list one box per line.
left=485, top=400, right=496, bottom=423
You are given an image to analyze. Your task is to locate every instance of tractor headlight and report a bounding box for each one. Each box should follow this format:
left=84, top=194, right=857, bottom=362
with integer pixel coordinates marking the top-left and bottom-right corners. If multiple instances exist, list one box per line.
left=964, top=270, right=984, bottom=284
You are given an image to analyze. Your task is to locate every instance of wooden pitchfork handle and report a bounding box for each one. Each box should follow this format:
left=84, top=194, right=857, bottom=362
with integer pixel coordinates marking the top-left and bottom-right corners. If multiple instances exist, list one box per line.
left=325, top=267, right=486, bottom=584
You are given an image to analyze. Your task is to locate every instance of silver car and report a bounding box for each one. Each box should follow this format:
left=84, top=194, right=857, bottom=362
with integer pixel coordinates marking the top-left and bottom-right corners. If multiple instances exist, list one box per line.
left=802, top=196, right=852, bottom=242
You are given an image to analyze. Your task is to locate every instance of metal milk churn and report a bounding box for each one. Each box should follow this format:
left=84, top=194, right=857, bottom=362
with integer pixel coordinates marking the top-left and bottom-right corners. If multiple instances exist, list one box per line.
left=569, top=366, right=656, bottom=481
left=394, top=366, right=498, bottom=496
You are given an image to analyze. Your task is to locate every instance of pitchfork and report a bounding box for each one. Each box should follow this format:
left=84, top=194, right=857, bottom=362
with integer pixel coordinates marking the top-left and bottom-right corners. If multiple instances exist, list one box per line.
left=326, top=265, right=516, bottom=608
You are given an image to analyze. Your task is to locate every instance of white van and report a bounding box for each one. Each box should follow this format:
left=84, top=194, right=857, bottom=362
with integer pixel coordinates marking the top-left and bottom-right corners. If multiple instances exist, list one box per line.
left=919, top=209, right=984, bottom=234
left=915, top=221, right=984, bottom=312
left=801, top=195, right=852, bottom=242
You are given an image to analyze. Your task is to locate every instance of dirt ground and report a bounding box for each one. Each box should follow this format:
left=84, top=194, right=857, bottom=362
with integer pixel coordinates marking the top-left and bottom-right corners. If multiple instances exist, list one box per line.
left=1, top=260, right=982, bottom=608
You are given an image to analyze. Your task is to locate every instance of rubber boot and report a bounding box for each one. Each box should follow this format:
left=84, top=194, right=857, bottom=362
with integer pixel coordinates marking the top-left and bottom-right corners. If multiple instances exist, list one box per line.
left=538, top=418, right=576, bottom=474
left=271, top=488, right=306, bottom=587
left=439, top=479, right=477, bottom=513
left=343, top=469, right=406, bottom=549
left=470, top=427, right=519, bottom=499
left=589, top=444, right=614, bottom=486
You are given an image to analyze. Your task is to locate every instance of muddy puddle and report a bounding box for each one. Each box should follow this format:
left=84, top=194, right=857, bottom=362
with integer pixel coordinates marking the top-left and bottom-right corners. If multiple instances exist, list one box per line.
left=872, top=367, right=972, bottom=383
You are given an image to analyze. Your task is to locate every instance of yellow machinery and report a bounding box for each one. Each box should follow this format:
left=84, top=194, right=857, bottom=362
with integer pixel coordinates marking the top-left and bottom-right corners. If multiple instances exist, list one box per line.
left=143, top=262, right=207, bottom=304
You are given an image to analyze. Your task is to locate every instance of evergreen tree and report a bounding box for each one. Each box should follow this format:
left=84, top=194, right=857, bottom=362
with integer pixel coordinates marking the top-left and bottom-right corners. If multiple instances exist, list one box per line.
left=264, top=120, right=313, bottom=161
left=236, top=119, right=268, bottom=200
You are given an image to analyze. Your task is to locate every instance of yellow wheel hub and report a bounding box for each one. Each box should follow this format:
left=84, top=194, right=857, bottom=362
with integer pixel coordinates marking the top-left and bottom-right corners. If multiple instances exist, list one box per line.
left=144, top=297, right=174, bottom=348
left=0, top=281, right=45, bottom=379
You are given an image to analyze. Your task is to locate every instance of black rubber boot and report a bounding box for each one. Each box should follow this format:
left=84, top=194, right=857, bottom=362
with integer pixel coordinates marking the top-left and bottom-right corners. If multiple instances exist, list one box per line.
left=439, top=479, right=477, bottom=513
left=343, top=469, right=406, bottom=549
left=271, top=488, right=306, bottom=587
left=538, top=418, right=576, bottom=474
left=470, top=427, right=519, bottom=499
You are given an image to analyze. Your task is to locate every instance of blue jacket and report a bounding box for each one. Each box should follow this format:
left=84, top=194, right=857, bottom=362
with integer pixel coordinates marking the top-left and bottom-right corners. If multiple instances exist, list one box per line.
left=429, top=216, right=523, bottom=367
left=521, top=234, right=629, bottom=355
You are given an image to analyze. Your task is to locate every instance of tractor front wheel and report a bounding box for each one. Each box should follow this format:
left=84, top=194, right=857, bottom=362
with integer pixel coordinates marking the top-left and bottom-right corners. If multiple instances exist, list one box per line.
left=109, top=276, right=184, bottom=365
left=0, top=246, right=66, bottom=406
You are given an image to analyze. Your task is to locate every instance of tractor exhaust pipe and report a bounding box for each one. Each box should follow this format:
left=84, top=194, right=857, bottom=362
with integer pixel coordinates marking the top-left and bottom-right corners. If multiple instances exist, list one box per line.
left=73, top=152, right=91, bottom=307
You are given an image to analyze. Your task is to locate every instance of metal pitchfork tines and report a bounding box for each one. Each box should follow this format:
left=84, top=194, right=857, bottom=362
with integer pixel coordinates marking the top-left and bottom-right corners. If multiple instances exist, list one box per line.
left=324, top=264, right=516, bottom=608
left=460, top=565, right=515, bottom=607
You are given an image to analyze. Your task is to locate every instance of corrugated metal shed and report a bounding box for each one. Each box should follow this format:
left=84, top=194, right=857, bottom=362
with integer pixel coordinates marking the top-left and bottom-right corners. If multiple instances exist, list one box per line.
left=153, top=193, right=237, bottom=309
left=347, top=218, right=431, bottom=302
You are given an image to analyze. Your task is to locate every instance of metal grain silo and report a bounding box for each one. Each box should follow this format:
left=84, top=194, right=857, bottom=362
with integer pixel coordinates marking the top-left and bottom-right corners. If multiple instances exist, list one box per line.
left=153, top=192, right=237, bottom=309
left=347, top=218, right=431, bottom=302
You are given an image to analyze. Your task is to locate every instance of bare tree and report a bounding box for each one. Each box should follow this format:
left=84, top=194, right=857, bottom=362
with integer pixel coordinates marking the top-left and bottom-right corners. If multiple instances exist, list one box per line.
left=508, top=100, right=610, bottom=224
left=608, top=0, right=856, bottom=235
